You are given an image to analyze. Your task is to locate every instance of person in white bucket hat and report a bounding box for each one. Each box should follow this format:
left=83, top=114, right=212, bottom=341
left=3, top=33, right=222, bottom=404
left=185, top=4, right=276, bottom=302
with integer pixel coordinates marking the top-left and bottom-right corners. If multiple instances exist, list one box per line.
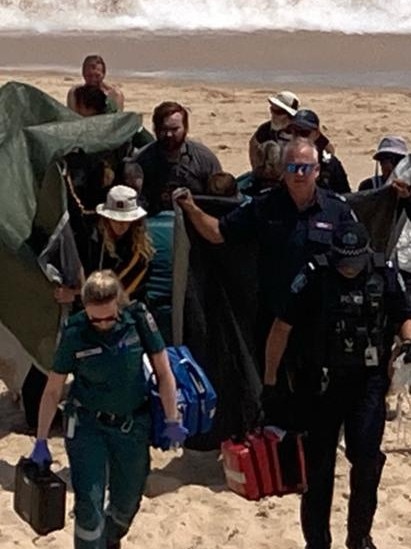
left=249, top=90, right=300, bottom=170
left=90, top=185, right=153, bottom=301
left=54, top=185, right=153, bottom=307
left=96, top=184, right=147, bottom=222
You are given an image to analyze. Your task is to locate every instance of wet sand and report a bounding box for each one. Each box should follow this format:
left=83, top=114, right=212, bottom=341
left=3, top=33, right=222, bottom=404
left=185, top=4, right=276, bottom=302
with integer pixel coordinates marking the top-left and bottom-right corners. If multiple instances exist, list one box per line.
left=1, top=30, right=411, bottom=87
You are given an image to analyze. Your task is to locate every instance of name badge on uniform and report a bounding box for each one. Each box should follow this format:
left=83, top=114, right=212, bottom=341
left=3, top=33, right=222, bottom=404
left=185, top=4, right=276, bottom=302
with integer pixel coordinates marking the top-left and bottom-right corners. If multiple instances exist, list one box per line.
left=314, top=221, right=333, bottom=230
left=75, top=347, right=103, bottom=359
left=364, top=344, right=379, bottom=367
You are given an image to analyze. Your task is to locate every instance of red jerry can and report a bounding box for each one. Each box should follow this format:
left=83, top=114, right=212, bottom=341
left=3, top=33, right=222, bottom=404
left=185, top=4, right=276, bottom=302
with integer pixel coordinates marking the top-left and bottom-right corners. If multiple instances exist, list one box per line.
left=263, top=427, right=307, bottom=496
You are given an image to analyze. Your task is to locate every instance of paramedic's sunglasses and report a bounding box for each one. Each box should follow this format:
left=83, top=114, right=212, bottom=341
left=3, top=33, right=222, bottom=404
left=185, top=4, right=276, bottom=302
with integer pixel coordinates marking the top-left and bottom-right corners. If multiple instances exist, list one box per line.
left=89, top=315, right=118, bottom=325
left=286, top=162, right=317, bottom=175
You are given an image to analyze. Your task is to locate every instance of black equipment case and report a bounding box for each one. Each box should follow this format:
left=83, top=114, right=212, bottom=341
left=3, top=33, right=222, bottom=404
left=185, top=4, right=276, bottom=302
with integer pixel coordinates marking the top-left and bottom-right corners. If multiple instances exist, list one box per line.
left=14, top=457, right=66, bottom=535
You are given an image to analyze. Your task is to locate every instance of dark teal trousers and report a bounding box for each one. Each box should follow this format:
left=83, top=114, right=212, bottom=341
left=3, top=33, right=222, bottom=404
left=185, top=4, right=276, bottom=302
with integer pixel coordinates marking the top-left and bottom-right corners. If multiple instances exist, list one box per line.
left=65, top=410, right=150, bottom=549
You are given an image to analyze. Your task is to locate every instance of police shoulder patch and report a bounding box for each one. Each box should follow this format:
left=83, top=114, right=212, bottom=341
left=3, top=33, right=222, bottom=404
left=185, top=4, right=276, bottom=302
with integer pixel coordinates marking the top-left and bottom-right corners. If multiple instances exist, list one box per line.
left=291, top=271, right=308, bottom=294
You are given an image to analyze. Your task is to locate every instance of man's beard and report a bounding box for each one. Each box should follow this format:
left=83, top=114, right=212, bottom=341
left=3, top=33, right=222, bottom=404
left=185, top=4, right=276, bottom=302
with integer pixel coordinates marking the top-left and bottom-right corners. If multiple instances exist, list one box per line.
left=159, top=131, right=187, bottom=152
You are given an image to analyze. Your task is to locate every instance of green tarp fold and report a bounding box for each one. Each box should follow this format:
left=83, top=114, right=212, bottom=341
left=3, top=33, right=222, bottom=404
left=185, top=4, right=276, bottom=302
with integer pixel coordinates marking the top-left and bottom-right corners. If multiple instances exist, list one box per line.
left=0, top=81, right=143, bottom=372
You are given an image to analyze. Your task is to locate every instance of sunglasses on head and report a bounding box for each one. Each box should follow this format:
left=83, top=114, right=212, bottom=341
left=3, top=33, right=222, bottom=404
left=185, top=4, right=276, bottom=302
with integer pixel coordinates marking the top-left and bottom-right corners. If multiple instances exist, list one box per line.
left=89, top=315, right=118, bottom=325
left=286, top=162, right=317, bottom=175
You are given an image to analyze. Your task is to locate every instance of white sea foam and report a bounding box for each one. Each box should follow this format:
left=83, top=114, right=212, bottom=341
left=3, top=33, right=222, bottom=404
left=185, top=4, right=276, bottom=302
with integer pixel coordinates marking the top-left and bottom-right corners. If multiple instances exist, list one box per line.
left=0, top=0, right=410, bottom=34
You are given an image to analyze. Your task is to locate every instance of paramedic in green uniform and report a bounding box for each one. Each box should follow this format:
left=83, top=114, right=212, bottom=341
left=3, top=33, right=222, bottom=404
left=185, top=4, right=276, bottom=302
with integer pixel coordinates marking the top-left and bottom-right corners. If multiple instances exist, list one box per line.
left=30, top=270, right=187, bottom=549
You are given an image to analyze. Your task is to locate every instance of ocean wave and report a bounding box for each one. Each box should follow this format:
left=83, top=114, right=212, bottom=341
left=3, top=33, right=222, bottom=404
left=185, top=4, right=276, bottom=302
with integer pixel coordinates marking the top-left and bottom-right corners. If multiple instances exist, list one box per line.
left=0, top=0, right=410, bottom=34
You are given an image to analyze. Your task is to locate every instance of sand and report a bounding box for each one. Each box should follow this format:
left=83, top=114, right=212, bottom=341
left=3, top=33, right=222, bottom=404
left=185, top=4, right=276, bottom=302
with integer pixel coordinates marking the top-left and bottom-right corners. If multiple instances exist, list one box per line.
left=0, top=70, right=411, bottom=549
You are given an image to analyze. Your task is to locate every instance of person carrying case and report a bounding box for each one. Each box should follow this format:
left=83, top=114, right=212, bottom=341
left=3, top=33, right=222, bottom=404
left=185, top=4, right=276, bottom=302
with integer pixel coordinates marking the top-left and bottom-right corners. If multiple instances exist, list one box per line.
left=14, top=457, right=66, bottom=535
left=144, top=345, right=217, bottom=450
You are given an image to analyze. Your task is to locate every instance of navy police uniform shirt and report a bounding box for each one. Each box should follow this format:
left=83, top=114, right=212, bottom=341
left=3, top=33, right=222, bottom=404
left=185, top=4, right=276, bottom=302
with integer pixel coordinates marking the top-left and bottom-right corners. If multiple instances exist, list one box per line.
left=219, top=185, right=355, bottom=316
left=53, top=302, right=165, bottom=416
left=280, top=261, right=411, bottom=375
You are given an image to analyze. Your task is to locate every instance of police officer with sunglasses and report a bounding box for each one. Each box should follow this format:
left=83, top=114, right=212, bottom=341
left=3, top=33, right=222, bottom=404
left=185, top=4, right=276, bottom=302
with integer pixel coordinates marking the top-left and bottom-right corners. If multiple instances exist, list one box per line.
left=174, top=137, right=357, bottom=371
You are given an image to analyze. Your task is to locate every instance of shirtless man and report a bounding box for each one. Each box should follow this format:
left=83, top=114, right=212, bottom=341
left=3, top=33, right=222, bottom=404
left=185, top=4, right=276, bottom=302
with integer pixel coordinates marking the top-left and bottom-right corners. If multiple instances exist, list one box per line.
left=67, top=55, right=125, bottom=113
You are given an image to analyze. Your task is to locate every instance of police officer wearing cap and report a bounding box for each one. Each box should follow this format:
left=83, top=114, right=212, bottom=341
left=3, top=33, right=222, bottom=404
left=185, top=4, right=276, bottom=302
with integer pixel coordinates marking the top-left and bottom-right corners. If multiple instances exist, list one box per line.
left=175, top=137, right=356, bottom=369
left=30, top=270, right=187, bottom=549
left=263, top=221, right=411, bottom=549
left=287, top=109, right=351, bottom=194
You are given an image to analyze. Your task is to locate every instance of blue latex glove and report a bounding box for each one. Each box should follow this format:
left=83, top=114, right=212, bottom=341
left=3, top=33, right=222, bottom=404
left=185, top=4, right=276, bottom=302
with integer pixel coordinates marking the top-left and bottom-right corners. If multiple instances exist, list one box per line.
left=30, top=439, right=52, bottom=468
left=162, top=420, right=188, bottom=445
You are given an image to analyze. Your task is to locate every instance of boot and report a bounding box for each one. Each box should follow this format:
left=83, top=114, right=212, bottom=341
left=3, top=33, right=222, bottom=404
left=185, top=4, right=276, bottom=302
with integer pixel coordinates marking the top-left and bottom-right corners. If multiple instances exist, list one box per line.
left=346, top=534, right=377, bottom=549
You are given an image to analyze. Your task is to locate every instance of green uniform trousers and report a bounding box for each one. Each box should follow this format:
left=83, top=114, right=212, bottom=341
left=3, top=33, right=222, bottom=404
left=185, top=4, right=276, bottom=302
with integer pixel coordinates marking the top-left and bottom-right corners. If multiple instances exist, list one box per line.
left=65, top=409, right=150, bottom=549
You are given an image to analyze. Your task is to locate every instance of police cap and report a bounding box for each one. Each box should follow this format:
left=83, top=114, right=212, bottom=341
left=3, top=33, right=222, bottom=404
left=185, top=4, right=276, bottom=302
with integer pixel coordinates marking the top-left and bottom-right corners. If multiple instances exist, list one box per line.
left=288, top=109, right=320, bottom=131
left=331, top=221, right=370, bottom=269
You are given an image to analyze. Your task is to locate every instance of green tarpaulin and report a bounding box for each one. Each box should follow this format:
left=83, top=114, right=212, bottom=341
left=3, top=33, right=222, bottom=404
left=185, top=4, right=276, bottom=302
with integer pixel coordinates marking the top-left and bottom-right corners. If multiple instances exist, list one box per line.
left=0, top=81, right=144, bottom=372
left=1, top=79, right=410, bottom=386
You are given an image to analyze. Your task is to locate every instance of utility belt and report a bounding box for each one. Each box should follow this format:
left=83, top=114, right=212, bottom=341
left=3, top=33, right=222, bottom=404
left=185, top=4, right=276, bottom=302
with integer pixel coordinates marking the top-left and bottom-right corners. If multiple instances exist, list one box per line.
left=64, top=399, right=149, bottom=435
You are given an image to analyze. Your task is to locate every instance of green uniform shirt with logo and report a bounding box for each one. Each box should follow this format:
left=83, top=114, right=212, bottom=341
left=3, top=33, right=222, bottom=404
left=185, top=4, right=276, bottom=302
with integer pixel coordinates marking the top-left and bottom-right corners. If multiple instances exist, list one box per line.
left=53, top=302, right=165, bottom=416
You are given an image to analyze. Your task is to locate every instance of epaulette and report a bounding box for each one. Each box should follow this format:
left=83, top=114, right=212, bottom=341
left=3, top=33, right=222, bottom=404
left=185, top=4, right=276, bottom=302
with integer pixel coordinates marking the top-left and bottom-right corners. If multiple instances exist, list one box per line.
left=312, top=254, right=329, bottom=268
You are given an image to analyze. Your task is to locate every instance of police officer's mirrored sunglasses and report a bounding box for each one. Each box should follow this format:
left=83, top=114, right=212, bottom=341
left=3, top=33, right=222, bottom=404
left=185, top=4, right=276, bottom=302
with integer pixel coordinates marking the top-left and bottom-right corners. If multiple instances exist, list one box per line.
left=286, top=162, right=317, bottom=175
left=88, top=314, right=118, bottom=325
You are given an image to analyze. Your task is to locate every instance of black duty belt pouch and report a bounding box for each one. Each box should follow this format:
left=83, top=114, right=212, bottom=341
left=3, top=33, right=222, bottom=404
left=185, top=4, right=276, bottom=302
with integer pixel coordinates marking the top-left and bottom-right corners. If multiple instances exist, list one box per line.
left=14, top=457, right=66, bottom=535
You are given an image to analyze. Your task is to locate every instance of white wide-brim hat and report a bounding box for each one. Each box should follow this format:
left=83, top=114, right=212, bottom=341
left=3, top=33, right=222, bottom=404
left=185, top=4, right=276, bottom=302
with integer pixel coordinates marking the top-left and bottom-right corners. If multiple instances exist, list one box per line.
left=267, top=90, right=300, bottom=117
left=96, top=185, right=147, bottom=222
